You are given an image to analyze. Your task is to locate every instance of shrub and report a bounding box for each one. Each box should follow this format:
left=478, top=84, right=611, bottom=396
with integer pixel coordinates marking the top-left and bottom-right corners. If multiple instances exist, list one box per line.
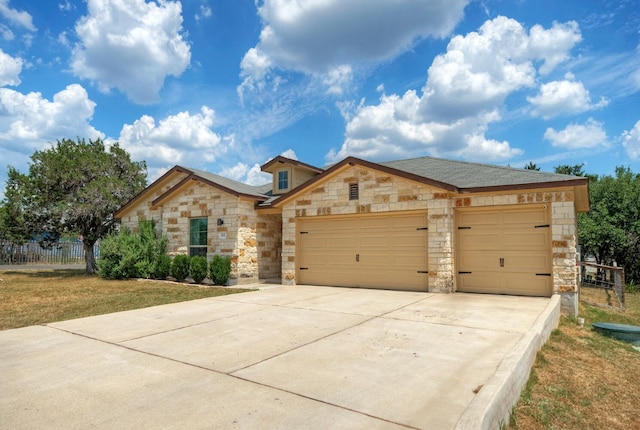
left=190, top=256, right=208, bottom=284
left=154, top=253, right=172, bottom=280
left=209, top=255, right=231, bottom=285
left=171, top=254, right=190, bottom=281
left=98, top=229, right=139, bottom=279
left=97, top=222, right=168, bottom=280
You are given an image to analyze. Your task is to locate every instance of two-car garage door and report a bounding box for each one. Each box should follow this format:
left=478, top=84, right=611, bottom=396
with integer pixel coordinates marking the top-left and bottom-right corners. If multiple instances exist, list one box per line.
left=297, top=212, right=428, bottom=291
left=456, top=205, right=552, bottom=297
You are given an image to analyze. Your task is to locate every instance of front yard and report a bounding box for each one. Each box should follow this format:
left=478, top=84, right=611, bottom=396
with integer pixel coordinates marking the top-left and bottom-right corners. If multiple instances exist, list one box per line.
left=0, top=269, right=250, bottom=330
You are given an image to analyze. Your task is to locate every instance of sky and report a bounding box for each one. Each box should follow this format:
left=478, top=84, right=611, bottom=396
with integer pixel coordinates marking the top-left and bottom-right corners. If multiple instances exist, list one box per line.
left=1, top=0, right=639, bottom=195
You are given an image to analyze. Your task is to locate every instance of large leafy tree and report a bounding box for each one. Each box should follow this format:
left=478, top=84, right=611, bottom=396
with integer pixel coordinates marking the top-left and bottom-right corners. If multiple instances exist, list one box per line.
left=576, top=167, right=640, bottom=283
left=8, top=138, right=146, bottom=274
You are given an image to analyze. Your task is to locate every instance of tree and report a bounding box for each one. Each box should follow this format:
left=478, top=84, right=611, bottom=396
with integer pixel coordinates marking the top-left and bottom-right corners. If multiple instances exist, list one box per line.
left=578, top=167, right=640, bottom=283
left=554, top=163, right=585, bottom=176
left=524, top=161, right=540, bottom=171
left=7, top=138, right=146, bottom=274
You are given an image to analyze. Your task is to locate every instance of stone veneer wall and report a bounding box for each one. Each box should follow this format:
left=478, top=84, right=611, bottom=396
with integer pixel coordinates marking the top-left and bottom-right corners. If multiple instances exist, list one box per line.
left=280, top=165, right=580, bottom=316
left=121, top=180, right=266, bottom=284
left=119, top=172, right=189, bottom=232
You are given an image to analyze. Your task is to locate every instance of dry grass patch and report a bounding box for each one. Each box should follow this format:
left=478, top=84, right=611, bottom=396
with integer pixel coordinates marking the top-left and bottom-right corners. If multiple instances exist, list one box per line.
left=0, top=269, right=251, bottom=330
left=510, top=293, right=640, bottom=429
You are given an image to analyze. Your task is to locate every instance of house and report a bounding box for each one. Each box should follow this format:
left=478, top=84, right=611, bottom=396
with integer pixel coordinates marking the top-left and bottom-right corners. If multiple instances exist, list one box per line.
left=115, top=155, right=589, bottom=316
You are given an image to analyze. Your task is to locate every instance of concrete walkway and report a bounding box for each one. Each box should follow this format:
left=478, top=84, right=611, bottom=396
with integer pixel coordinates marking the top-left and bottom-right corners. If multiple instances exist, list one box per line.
left=0, top=286, right=560, bottom=430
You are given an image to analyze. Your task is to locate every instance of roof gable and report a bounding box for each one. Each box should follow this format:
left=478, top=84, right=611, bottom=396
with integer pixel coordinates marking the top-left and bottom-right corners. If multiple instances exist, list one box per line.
left=115, top=165, right=270, bottom=218
left=261, top=156, right=324, bottom=174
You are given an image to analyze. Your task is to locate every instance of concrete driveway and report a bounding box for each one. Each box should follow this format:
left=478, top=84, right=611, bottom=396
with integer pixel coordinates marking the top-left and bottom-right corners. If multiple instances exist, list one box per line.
left=0, top=285, right=559, bottom=430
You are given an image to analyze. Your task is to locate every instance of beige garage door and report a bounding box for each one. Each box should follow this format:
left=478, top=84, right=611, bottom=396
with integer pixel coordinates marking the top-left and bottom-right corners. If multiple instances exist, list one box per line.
left=456, top=205, right=552, bottom=296
left=298, top=212, right=428, bottom=291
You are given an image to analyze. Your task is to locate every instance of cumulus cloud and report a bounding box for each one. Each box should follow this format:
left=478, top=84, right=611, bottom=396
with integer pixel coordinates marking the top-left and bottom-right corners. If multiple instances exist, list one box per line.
left=240, top=0, right=469, bottom=95
left=117, top=106, right=222, bottom=167
left=0, top=48, right=22, bottom=86
left=0, top=84, right=103, bottom=153
left=0, top=0, right=36, bottom=31
left=528, top=77, right=608, bottom=118
left=71, top=0, right=191, bottom=104
left=622, top=120, right=640, bottom=159
left=543, top=118, right=609, bottom=149
left=329, top=16, right=580, bottom=163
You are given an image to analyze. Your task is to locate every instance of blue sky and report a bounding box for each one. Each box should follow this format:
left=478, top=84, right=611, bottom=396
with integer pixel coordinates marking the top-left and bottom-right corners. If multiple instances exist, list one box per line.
left=1, top=0, right=639, bottom=193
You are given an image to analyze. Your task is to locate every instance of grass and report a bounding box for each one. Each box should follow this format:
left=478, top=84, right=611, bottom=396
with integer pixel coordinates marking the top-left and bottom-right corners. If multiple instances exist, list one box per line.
left=0, top=269, right=251, bottom=330
left=510, top=292, right=640, bottom=429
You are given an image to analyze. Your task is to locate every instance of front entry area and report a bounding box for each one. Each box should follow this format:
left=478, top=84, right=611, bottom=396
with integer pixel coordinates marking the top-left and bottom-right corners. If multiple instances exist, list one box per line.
left=297, top=211, right=428, bottom=291
left=456, top=204, right=553, bottom=297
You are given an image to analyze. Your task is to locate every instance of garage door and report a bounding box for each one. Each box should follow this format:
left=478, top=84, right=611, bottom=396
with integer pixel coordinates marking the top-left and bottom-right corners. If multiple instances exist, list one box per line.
left=298, top=212, right=428, bottom=291
left=456, top=205, right=552, bottom=296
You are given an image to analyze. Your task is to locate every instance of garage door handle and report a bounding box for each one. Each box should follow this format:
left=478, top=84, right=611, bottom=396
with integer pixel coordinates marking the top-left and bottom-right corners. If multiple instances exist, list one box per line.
left=500, top=258, right=505, bottom=267
left=356, top=253, right=360, bottom=262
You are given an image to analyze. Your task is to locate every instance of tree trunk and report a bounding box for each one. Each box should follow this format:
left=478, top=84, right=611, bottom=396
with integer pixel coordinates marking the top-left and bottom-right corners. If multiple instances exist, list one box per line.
left=83, top=240, right=97, bottom=275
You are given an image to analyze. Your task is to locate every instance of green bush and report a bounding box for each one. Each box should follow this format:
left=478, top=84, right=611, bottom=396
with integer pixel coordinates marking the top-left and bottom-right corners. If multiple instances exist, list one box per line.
left=190, top=256, right=208, bottom=284
left=209, top=255, right=231, bottom=285
left=98, top=229, right=139, bottom=279
left=154, top=253, right=172, bottom=280
left=171, top=254, right=190, bottom=281
left=97, top=222, right=168, bottom=280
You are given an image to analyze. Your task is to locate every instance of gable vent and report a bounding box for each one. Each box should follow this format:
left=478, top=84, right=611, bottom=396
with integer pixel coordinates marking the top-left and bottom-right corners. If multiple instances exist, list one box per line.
left=349, top=183, right=359, bottom=200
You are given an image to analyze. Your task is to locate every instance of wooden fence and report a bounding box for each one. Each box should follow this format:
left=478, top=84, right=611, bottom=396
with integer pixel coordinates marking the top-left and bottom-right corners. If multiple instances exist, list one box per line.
left=0, top=240, right=99, bottom=265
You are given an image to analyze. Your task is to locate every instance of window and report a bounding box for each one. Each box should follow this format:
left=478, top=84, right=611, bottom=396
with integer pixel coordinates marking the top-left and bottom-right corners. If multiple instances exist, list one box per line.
left=189, top=218, right=208, bottom=257
left=277, top=170, right=289, bottom=190
left=349, top=183, right=359, bottom=200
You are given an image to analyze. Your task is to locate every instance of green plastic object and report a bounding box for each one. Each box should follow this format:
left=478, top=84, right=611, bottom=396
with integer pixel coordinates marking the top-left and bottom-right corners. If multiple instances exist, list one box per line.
left=592, top=322, right=640, bottom=344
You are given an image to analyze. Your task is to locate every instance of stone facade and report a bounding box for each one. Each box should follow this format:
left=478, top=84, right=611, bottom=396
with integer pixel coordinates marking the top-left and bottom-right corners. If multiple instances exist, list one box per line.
left=116, top=159, right=584, bottom=316
left=278, top=164, right=580, bottom=316
left=120, top=179, right=282, bottom=284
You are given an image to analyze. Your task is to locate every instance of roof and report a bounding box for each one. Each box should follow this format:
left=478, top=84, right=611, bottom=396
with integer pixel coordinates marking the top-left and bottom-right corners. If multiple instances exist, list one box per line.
left=264, top=156, right=589, bottom=210
left=114, top=165, right=272, bottom=218
left=184, top=167, right=270, bottom=198
left=380, top=156, right=587, bottom=191
left=261, top=156, right=324, bottom=173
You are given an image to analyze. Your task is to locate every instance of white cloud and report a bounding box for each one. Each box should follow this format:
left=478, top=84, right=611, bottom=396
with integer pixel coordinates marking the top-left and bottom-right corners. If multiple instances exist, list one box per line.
left=195, top=4, right=212, bottom=22
left=329, top=16, right=579, bottom=163
left=218, top=162, right=271, bottom=186
left=58, top=0, right=74, bottom=11
left=0, top=48, right=22, bottom=86
left=117, top=106, right=222, bottom=167
left=528, top=21, right=582, bottom=74
left=0, top=84, right=103, bottom=152
left=543, top=118, right=609, bottom=149
left=0, top=0, right=36, bottom=31
left=528, top=78, right=608, bottom=118
left=420, top=16, right=581, bottom=121
left=622, top=120, right=640, bottom=159
left=322, top=65, right=353, bottom=95
left=71, top=0, right=191, bottom=104
left=240, top=0, right=469, bottom=95
left=280, top=149, right=297, bottom=160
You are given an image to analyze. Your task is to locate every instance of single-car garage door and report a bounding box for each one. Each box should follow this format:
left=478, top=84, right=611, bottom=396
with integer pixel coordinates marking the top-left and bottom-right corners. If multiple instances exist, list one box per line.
left=456, top=205, right=552, bottom=296
left=297, top=212, right=428, bottom=291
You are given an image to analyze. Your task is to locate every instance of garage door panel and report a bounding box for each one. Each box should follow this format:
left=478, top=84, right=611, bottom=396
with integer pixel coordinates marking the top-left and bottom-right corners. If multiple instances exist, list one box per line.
left=457, top=233, right=501, bottom=250
left=456, top=206, right=551, bottom=297
left=298, top=212, right=428, bottom=291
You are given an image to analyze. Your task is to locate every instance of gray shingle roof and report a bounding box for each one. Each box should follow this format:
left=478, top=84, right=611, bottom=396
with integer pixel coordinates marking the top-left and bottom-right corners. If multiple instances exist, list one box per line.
left=183, top=166, right=271, bottom=198
left=380, top=156, right=583, bottom=190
